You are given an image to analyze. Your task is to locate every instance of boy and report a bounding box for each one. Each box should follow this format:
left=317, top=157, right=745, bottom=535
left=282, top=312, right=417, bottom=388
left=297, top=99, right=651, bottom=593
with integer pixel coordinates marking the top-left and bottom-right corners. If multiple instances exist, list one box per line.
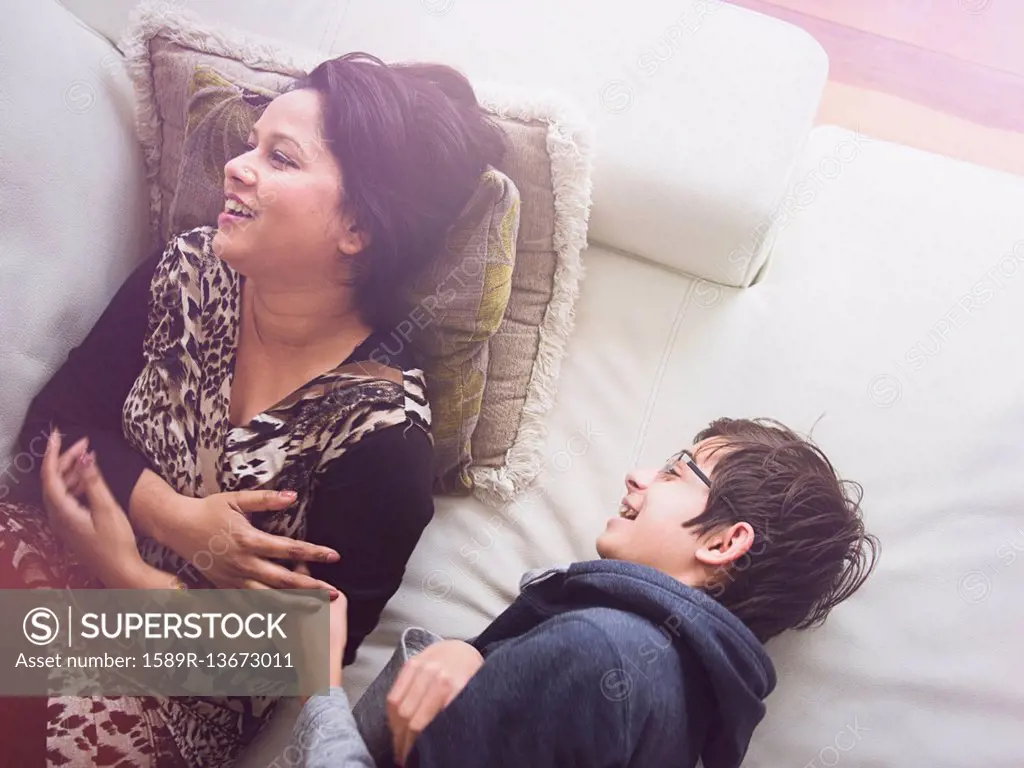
left=295, top=417, right=879, bottom=767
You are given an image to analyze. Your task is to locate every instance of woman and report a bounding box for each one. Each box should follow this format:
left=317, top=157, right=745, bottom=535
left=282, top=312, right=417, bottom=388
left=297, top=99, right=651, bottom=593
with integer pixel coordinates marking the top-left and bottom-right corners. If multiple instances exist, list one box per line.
left=0, top=52, right=505, bottom=765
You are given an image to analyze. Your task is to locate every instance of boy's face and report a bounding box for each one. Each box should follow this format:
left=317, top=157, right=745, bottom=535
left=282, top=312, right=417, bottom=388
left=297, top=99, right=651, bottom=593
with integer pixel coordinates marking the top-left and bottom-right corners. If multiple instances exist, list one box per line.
left=595, top=439, right=753, bottom=587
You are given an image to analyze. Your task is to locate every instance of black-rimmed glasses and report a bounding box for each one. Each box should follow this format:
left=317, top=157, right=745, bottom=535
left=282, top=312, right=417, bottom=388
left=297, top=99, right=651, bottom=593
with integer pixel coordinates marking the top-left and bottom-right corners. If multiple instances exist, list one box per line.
left=660, top=449, right=712, bottom=488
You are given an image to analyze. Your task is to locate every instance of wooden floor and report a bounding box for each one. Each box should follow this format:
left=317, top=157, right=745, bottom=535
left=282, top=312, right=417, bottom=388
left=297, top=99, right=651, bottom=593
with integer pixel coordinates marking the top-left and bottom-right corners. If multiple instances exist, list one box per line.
left=728, top=0, right=1024, bottom=176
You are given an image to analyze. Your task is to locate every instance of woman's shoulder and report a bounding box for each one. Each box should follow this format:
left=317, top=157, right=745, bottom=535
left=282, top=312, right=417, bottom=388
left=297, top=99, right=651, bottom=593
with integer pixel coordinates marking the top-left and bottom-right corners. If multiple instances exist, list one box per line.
left=347, top=332, right=431, bottom=432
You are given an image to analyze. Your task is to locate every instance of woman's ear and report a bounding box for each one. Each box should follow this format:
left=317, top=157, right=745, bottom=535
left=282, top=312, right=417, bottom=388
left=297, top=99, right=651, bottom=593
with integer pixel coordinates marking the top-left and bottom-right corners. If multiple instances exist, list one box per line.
left=694, top=521, right=755, bottom=568
left=337, top=219, right=370, bottom=256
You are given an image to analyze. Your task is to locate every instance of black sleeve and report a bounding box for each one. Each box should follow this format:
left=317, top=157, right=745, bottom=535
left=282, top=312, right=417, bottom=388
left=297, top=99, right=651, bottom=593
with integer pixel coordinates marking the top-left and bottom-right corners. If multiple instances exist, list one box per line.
left=305, top=423, right=435, bottom=666
left=11, top=251, right=161, bottom=509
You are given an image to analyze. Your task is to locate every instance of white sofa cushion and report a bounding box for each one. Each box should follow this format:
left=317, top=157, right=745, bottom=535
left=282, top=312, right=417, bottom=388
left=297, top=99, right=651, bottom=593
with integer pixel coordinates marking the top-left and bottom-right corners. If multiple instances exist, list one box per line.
left=62, top=0, right=827, bottom=287
left=0, top=0, right=150, bottom=471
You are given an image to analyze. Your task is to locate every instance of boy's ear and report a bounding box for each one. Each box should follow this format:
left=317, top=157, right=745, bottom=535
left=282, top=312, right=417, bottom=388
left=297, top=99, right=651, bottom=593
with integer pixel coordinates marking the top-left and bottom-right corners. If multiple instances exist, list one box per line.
left=694, top=522, right=755, bottom=568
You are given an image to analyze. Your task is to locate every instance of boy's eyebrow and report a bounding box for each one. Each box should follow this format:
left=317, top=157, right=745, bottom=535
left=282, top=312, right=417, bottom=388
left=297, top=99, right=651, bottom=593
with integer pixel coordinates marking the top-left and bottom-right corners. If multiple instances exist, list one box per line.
left=673, top=449, right=712, bottom=487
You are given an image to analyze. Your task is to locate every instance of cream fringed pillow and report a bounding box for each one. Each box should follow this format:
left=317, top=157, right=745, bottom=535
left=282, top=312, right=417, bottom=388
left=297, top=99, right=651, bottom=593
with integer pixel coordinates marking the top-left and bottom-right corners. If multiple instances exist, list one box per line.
left=122, top=3, right=593, bottom=503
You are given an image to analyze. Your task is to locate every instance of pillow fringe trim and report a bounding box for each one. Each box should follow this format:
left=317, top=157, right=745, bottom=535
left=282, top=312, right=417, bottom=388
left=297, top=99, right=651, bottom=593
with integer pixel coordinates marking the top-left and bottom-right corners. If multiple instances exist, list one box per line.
left=469, top=83, right=594, bottom=506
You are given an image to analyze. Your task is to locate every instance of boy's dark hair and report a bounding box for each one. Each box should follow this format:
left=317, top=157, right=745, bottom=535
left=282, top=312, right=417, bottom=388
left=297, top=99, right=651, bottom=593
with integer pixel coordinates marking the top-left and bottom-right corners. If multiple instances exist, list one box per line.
left=686, top=418, right=879, bottom=643
left=292, top=52, right=506, bottom=329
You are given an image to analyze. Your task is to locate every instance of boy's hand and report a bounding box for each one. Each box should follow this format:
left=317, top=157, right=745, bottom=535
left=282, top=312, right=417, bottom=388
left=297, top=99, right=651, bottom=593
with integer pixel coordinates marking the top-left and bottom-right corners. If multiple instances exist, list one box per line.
left=326, top=582, right=347, bottom=687
left=386, top=639, right=484, bottom=765
left=294, top=563, right=347, bottom=698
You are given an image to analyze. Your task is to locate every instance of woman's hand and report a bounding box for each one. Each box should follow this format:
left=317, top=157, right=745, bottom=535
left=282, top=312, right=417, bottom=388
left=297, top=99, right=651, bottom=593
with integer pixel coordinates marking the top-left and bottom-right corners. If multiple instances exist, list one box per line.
left=143, top=484, right=343, bottom=596
left=41, top=430, right=145, bottom=587
left=386, top=640, right=485, bottom=765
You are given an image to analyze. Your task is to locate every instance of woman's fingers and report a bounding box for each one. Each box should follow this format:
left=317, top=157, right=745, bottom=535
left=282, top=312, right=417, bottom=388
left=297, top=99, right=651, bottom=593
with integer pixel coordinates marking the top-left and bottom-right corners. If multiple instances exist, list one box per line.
left=245, top=558, right=340, bottom=597
left=289, top=563, right=341, bottom=607
left=42, top=431, right=75, bottom=512
left=79, top=454, right=123, bottom=518
left=244, top=529, right=340, bottom=565
left=241, top=577, right=324, bottom=613
left=41, top=432, right=91, bottom=534
left=63, top=456, right=89, bottom=499
left=227, top=489, right=299, bottom=515
left=57, top=437, right=89, bottom=476
left=45, top=431, right=90, bottom=503
left=65, top=472, right=85, bottom=499
left=241, top=578, right=273, bottom=591
left=41, top=430, right=62, bottom=488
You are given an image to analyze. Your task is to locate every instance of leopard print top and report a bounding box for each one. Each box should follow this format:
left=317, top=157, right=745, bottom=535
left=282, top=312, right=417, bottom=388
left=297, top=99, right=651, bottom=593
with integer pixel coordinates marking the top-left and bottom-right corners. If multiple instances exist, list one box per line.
left=119, top=226, right=431, bottom=764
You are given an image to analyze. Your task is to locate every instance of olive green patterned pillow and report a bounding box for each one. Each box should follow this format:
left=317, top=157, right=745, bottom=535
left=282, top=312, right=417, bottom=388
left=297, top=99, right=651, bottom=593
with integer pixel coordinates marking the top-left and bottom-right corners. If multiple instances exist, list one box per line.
left=403, top=170, right=519, bottom=493
left=172, top=66, right=519, bottom=493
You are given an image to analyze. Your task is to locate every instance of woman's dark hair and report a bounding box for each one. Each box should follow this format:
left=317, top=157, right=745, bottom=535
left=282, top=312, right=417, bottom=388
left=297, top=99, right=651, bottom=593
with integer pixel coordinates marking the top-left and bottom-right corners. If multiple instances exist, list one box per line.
left=291, top=52, right=506, bottom=329
left=687, top=418, right=880, bottom=643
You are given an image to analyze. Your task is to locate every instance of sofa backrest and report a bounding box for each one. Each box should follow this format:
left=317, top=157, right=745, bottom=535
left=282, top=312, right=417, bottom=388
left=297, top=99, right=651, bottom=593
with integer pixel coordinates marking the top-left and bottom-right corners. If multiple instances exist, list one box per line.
left=59, top=0, right=828, bottom=287
left=0, top=0, right=151, bottom=468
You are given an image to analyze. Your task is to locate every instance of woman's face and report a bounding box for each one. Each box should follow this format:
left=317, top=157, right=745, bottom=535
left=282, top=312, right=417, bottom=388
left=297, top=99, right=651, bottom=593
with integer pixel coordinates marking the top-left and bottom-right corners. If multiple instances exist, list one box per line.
left=213, top=88, right=367, bottom=281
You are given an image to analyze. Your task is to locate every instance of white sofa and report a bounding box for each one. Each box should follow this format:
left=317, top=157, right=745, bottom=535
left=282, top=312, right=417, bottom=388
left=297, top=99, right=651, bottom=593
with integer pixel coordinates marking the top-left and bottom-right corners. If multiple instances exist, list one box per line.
left=3, top=1, right=1024, bottom=766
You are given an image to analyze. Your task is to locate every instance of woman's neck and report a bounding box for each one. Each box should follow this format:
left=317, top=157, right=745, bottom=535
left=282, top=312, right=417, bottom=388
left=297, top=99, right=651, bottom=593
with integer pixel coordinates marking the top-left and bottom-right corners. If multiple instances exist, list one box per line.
left=246, top=277, right=370, bottom=351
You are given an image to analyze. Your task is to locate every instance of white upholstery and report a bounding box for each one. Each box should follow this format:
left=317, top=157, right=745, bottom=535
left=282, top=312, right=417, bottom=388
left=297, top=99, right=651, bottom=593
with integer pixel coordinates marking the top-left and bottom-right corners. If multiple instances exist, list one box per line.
left=9, top=2, right=1024, bottom=766
left=57, top=0, right=348, bottom=53
left=638, top=127, right=1024, bottom=766
left=60, top=0, right=827, bottom=286
left=0, top=0, right=150, bottom=471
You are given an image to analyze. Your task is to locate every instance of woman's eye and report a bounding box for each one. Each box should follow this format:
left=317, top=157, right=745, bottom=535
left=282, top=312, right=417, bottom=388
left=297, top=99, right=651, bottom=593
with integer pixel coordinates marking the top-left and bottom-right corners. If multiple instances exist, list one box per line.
left=271, top=151, right=295, bottom=168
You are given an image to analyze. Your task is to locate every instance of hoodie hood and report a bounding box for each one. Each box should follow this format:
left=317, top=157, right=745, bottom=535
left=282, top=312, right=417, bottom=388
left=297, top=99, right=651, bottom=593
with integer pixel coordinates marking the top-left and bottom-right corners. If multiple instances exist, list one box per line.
left=473, top=559, right=776, bottom=767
